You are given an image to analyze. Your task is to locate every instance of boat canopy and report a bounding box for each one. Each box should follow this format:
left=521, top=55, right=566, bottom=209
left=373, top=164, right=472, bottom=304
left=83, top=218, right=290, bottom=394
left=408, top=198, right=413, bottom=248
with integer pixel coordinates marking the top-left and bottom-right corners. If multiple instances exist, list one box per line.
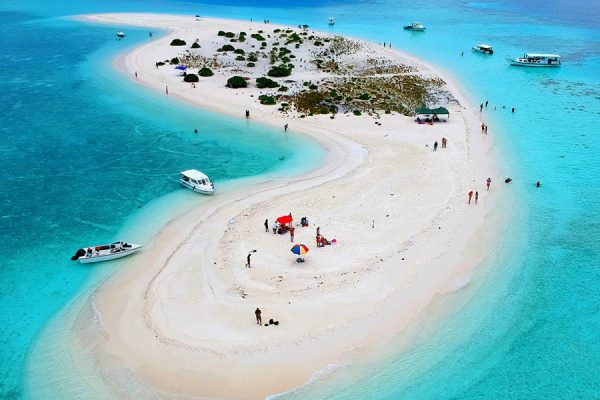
left=181, top=169, right=209, bottom=181
left=478, top=44, right=492, bottom=49
left=416, top=107, right=450, bottom=116
left=524, top=53, right=560, bottom=58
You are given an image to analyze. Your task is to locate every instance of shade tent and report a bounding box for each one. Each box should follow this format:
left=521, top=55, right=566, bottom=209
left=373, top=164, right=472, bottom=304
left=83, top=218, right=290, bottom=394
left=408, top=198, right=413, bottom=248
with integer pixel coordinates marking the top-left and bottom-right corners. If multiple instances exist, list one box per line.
left=415, top=107, right=450, bottom=118
left=276, top=215, right=293, bottom=225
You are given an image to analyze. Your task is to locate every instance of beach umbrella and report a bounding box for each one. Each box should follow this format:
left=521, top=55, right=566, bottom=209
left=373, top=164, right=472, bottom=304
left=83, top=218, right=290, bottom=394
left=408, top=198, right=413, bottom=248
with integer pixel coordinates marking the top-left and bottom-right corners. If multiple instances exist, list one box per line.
left=291, top=244, right=309, bottom=255
left=175, top=65, right=187, bottom=71
left=277, top=215, right=293, bottom=225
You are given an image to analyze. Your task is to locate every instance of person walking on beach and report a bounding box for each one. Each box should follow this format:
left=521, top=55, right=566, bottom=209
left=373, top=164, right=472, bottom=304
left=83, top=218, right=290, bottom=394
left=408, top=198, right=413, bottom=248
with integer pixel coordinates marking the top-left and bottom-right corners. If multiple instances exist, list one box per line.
left=475, top=191, right=479, bottom=205
left=255, top=308, right=262, bottom=325
left=316, top=226, right=320, bottom=236
left=135, top=71, right=138, bottom=79
left=165, top=85, right=168, bottom=95
left=264, top=219, right=269, bottom=232
left=485, top=125, right=488, bottom=134
left=290, top=227, right=295, bottom=242
left=468, top=191, right=474, bottom=204
left=441, top=138, right=447, bottom=148
left=481, top=123, right=485, bottom=133
left=486, top=177, right=492, bottom=190
left=433, top=141, right=438, bottom=151
left=246, top=253, right=251, bottom=268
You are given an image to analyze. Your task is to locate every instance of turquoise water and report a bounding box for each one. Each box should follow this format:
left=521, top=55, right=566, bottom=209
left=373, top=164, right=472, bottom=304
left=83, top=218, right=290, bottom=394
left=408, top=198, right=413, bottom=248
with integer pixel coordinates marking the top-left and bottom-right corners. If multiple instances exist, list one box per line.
left=1, top=0, right=599, bottom=398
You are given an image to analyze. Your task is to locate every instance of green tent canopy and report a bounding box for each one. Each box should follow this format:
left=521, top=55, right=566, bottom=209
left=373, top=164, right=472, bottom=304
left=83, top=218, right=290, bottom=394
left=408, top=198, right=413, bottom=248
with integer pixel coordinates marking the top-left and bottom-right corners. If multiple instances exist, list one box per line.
left=415, top=107, right=450, bottom=117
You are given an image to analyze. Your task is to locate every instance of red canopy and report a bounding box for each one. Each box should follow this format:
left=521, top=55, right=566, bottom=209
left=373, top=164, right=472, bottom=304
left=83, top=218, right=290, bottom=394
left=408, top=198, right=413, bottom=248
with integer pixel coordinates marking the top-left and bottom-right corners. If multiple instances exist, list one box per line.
left=276, top=215, right=293, bottom=224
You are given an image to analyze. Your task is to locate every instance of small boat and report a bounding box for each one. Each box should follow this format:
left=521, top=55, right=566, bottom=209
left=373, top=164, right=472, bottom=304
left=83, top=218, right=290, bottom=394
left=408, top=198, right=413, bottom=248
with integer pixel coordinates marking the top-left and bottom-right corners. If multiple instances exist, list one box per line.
left=328, top=17, right=335, bottom=25
left=116, top=31, right=125, bottom=38
left=472, top=44, right=494, bottom=55
left=71, top=241, right=142, bottom=264
left=403, top=22, right=425, bottom=31
left=507, top=53, right=561, bottom=67
left=180, top=169, right=215, bottom=194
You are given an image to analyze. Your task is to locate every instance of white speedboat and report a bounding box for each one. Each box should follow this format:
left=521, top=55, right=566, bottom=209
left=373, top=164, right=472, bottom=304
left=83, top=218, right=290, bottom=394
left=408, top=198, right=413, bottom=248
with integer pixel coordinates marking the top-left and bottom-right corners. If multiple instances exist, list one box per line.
left=180, top=169, right=215, bottom=194
left=116, top=31, right=125, bottom=38
left=472, top=44, right=494, bottom=54
left=328, top=17, right=335, bottom=25
left=71, top=241, right=142, bottom=264
left=507, top=53, right=561, bottom=67
left=403, top=22, right=425, bottom=31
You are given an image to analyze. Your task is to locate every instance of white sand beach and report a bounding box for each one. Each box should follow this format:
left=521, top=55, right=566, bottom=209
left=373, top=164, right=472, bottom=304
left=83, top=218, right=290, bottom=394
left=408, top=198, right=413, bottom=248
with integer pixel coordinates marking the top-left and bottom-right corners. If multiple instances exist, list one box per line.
left=32, top=13, right=504, bottom=399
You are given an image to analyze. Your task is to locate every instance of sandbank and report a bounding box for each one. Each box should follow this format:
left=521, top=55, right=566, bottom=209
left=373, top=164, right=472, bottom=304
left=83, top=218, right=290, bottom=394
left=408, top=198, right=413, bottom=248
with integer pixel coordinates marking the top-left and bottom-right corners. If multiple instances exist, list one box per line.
left=28, top=13, right=505, bottom=399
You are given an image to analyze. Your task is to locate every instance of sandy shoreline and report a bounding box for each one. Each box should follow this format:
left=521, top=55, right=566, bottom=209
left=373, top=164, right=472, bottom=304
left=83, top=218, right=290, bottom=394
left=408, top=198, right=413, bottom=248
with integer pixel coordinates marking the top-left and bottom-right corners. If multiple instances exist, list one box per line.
left=27, top=13, right=504, bottom=399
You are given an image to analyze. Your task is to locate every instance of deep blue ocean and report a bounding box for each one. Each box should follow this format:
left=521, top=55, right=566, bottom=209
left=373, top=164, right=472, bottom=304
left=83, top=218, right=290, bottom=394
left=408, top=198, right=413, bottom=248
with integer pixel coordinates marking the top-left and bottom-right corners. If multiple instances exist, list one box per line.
left=1, top=0, right=599, bottom=399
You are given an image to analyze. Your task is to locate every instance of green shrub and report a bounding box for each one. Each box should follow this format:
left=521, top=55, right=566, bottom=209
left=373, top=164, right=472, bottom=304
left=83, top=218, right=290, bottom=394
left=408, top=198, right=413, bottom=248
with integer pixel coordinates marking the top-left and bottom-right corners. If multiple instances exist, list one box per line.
left=314, top=40, right=323, bottom=46
left=278, top=86, right=289, bottom=92
left=217, top=31, right=226, bottom=36
left=199, top=67, right=214, bottom=77
left=234, top=48, right=245, bottom=54
left=247, top=53, right=258, bottom=62
left=218, top=44, right=235, bottom=52
left=156, top=61, right=165, bottom=66
left=258, top=95, right=276, bottom=105
left=256, top=77, right=279, bottom=88
left=267, top=64, right=292, bottom=77
left=309, top=84, right=318, bottom=90
left=184, top=74, right=199, bottom=82
left=170, top=39, right=186, bottom=46
left=274, top=29, right=281, bottom=33
left=191, top=42, right=201, bottom=49
left=170, top=57, right=179, bottom=65
left=353, top=110, right=362, bottom=116
left=226, top=76, right=247, bottom=88
left=251, top=33, right=266, bottom=41
left=235, top=55, right=246, bottom=61
left=261, top=41, right=267, bottom=47
left=358, top=93, right=370, bottom=100
left=225, top=32, right=235, bottom=38
left=246, top=62, right=256, bottom=67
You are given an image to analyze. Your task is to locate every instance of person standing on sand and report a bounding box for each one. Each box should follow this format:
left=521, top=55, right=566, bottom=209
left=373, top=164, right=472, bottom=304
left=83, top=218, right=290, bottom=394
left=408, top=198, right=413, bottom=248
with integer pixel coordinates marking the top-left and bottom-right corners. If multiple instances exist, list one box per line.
left=255, top=308, right=262, bottom=325
left=264, top=219, right=269, bottom=232
left=316, top=226, right=320, bottom=236
left=433, top=141, right=438, bottom=151
left=468, top=191, right=474, bottom=204
left=290, top=227, right=295, bottom=242
left=165, top=85, right=168, bottom=95
left=481, top=123, right=485, bottom=132
left=486, top=177, right=492, bottom=190
left=485, top=125, right=488, bottom=134
left=246, top=253, right=251, bottom=268
left=441, top=137, right=447, bottom=148
left=475, top=191, right=479, bottom=204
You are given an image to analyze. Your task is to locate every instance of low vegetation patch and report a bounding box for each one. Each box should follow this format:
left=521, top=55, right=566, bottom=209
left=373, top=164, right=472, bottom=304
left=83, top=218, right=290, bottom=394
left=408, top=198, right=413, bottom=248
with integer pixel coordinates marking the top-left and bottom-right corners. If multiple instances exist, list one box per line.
left=256, top=77, right=279, bottom=88
left=199, top=67, right=213, bottom=77
left=184, top=74, right=199, bottom=82
left=170, top=39, right=186, bottom=46
left=226, top=76, right=247, bottom=88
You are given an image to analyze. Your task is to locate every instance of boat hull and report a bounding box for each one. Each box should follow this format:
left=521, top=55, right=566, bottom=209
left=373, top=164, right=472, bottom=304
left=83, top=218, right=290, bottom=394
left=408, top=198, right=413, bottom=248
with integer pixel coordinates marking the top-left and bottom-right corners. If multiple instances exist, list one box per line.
left=180, top=180, right=215, bottom=194
left=508, top=60, right=560, bottom=67
left=77, top=244, right=143, bottom=264
left=404, top=27, right=425, bottom=31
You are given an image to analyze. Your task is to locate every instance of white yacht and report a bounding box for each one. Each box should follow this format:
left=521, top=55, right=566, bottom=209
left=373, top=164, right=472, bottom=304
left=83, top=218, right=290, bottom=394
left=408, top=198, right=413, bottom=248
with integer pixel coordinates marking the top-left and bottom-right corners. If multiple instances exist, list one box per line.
left=116, top=31, right=125, bottom=38
left=180, top=169, right=215, bottom=194
left=507, top=53, right=561, bottom=67
left=472, top=44, right=494, bottom=54
left=71, top=241, right=143, bottom=264
left=403, top=22, right=426, bottom=31
left=328, top=17, right=335, bottom=25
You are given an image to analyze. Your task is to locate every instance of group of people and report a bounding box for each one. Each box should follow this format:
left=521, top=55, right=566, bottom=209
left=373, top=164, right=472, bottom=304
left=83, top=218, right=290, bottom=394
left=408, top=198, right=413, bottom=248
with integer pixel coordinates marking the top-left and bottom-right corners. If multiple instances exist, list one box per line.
left=467, top=177, right=493, bottom=205
left=433, top=138, right=448, bottom=151
left=481, top=123, right=489, bottom=134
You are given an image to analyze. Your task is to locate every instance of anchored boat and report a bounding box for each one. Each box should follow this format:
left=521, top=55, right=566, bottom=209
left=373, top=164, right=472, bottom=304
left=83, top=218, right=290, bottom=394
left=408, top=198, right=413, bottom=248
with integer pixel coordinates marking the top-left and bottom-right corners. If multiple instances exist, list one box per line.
left=328, top=17, right=335, bottom=25
left=403, top=22, right=426, bottom=31
left=71, top=241, right=142, bottom=264
left=472, top=44, right=494, bottom=55
left=507, top=53, right=561, bottom=67
left=180, top=169, right=215, bottom=194
left=116, top=31, right=125, bottom=38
